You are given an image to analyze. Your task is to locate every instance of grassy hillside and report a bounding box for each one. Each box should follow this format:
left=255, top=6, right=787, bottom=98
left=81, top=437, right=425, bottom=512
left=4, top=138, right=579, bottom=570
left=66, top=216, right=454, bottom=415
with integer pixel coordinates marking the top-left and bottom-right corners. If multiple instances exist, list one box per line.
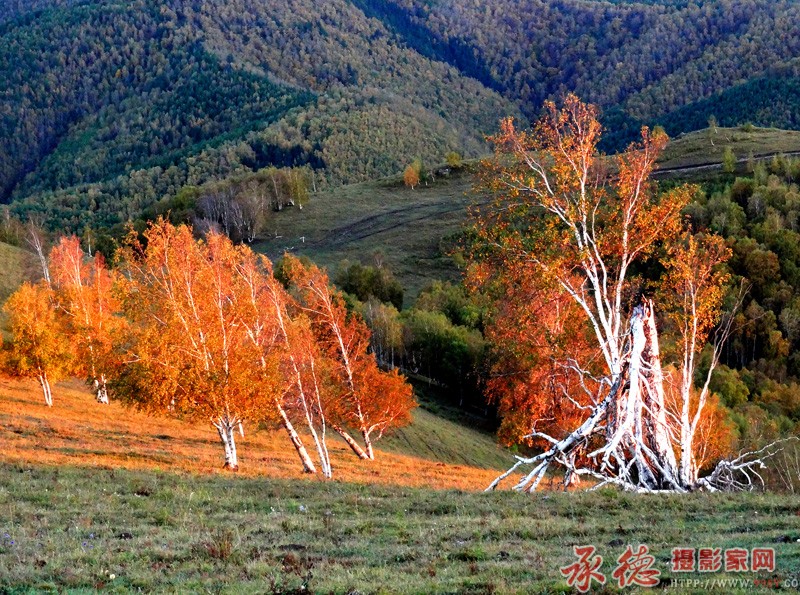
left=1, top=461, right=797, bottom=592
left=0, top=241, right=32, bottom=303
left=255, top=167, right=476, bottom=301
left=1, top=378, right=797, bottom=592
left=0, top=377, right=510, bottom=483
left=255, top=126, right=800, bottom=300
left=658, top=126, right=800, bottom=170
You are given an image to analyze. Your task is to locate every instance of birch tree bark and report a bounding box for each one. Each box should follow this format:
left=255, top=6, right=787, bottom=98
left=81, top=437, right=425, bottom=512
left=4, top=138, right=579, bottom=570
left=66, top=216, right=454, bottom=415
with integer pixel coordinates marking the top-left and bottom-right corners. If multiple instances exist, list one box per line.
left=213, top=416, right=239, bottom=471
left=332, top=425, right=370, bottom=460
left=473, top=96, right=787, bottom=493
left=39, top=372, right=53, bottom=407
left=277, top=401, right=318, bottom=474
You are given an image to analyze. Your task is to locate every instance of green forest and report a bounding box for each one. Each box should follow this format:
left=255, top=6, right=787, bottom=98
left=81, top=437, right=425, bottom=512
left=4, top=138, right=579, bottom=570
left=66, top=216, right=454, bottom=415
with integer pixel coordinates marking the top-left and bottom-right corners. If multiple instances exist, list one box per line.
left=6, top=0, right=800, bottom=231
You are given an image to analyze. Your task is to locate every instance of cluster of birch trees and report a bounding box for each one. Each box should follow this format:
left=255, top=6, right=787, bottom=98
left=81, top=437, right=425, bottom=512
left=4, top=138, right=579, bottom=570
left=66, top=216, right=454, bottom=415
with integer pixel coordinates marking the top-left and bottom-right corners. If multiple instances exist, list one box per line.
left=1, top=221, right=415, bottom=476
left=472, top=95, right=790, bottom=493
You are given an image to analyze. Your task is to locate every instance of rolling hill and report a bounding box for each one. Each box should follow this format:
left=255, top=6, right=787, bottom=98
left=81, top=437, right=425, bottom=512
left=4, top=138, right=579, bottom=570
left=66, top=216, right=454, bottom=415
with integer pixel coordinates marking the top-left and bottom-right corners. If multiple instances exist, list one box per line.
left=253, top=126, right=800, bottom=300
left=6, top=1, right=800, bottom=230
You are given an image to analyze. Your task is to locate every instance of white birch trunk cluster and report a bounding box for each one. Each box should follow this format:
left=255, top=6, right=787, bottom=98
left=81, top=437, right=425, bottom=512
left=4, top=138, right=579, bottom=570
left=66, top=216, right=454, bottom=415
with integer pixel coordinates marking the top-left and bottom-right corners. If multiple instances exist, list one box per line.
left=481, top=103, right=790, bottom=494
left=38, top=372, right=53, bottom=407
left=488, top=302, right=789, bottom=493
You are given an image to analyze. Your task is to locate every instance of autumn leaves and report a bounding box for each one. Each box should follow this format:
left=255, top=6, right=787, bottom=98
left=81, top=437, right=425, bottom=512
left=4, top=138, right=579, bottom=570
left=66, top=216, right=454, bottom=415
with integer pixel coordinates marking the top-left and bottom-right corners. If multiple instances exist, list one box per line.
left=473, top=94, right=745, bottom=492
left=1, top=222, right=414, bottom=476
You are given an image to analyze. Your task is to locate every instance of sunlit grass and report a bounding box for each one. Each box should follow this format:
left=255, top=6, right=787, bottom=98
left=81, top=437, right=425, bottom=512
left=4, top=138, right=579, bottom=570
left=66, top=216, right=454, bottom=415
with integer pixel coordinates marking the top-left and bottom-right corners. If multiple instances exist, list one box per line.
left=0, top=378, right=508, bottom=491
left=1, top=365, right=799, bottom=592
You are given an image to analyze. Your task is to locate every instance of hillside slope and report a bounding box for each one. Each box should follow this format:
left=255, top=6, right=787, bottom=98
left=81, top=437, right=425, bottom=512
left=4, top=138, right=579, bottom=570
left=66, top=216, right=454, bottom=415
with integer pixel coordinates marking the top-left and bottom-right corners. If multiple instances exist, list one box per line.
left=0, top=241, right=32, bottom=304
left=256, top=126, right=800, bottom=299
left=6, top=1, right=800, bottom=229
left=0, top=0, right=514, bottom=231
left=0, top=377, right=511, bottom=483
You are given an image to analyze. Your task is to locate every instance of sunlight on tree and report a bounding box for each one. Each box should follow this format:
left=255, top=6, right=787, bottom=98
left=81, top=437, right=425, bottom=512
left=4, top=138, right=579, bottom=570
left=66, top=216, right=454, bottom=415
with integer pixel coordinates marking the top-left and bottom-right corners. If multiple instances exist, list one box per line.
left=471, top=95, right=786, bottom=493
left=2, top=282, right=72, bottom=406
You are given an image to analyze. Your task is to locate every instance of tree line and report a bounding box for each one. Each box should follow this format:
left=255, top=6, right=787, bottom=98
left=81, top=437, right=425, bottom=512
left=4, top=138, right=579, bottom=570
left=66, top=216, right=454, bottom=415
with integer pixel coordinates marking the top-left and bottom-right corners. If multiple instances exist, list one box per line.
left=0, top=222, right=415, bottom=476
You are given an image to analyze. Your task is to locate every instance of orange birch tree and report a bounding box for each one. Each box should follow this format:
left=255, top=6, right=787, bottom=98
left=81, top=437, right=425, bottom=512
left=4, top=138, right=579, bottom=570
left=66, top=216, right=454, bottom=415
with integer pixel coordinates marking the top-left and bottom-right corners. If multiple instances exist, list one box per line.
left=283, top=255, right=415, bottom=460
left=231, top=248, right=328, bottom=476
left=113, top=221, right=284, bottom=470
left=2, top=282, right=72, bottom=406
left=49, top=236, right=123, bottom=404
left=473, top=95, right=783, bottom=493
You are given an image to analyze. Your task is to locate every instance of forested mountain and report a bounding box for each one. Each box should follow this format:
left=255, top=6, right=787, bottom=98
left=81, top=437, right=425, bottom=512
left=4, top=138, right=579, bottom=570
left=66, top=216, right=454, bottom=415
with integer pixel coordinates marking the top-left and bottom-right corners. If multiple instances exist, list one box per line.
left=5, top=0, right=800, bottom=230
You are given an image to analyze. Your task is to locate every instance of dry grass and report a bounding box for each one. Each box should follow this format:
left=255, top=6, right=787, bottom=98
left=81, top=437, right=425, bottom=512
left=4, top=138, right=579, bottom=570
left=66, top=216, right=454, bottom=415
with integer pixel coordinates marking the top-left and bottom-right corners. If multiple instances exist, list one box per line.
left=0, top=377, right=505, bottom=492
left=659, top=126, right=800, bottom=170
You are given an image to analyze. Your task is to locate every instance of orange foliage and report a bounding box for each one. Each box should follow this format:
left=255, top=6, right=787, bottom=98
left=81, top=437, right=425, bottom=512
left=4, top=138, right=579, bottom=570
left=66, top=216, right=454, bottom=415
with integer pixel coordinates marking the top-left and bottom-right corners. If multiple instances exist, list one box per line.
left=475, top=260, right=598, bottom=448
left=1, top=282, right=72, bottom=406
left=49, top=236, right=124, bottom=402
left=662, top=232, right=732, bottom=358
left=283, top=255, right=415, bottom=458
left=664, top=380, right=738, bottom=471
left=403, top=164, right=420, bottom=189
left=114, top=221, right=285, bottom=469
left=468, top=94, right=723, bottom=459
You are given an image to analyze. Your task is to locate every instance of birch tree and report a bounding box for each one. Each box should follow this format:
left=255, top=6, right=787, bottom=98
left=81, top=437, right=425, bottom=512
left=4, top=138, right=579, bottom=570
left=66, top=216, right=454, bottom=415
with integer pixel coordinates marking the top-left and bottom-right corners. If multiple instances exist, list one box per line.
left=283, top=255, right=415, bottom=460
left=114, top=221, right=284, bottom=470
left=473, top=95, right=787, bottom=493
left=1, top=282, right=72, bottom=406
left=49, top=236, right=123, bottom=404
left=232, top=249, right=331, bottom=476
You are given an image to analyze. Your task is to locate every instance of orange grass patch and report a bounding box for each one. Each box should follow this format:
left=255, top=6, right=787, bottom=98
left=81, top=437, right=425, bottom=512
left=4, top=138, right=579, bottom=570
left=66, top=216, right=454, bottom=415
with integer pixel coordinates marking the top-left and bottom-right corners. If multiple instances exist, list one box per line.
left=0, top=378, right=503, bottom=491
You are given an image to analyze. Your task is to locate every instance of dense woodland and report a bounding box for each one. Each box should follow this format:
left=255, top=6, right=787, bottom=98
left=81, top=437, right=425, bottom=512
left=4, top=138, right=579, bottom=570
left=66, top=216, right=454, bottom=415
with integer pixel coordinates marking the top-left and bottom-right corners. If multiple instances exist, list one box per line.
left=0, top=0, right=512, bottom=230
left=6, top=0, right=800, bottom=230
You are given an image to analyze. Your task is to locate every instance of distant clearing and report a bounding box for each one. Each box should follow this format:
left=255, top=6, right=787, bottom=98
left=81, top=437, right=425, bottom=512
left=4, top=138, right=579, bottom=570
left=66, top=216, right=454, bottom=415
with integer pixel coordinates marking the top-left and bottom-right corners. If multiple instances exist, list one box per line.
left=255, top=127, right=800, bottom=301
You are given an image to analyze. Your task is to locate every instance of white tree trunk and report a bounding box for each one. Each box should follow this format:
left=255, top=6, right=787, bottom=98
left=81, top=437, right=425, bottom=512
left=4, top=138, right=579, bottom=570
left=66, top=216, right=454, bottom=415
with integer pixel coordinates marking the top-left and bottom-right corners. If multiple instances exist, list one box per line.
left=333, top=425, right=370, bottom=460
left=27, top=221, right=50, bottom=285
left=214, top=417, right=239, bottom=471
left=38, top=373, right=53, bottom=407
left=362, top=429, right=375, bottom=460
left=489, top=302, right=788, bottom=493
left=306, top=417, right=331, bottom=478
left=94, top=376, right=109, bottom=404
left=311, top=373, right=333, bottom=478
left=277, top=403, right=317, bottom=474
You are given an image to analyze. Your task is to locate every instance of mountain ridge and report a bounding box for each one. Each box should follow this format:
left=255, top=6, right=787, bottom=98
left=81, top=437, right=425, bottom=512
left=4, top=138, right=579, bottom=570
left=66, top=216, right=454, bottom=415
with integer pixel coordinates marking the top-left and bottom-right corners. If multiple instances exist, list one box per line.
left=5, top=0, right=800, bottom=230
